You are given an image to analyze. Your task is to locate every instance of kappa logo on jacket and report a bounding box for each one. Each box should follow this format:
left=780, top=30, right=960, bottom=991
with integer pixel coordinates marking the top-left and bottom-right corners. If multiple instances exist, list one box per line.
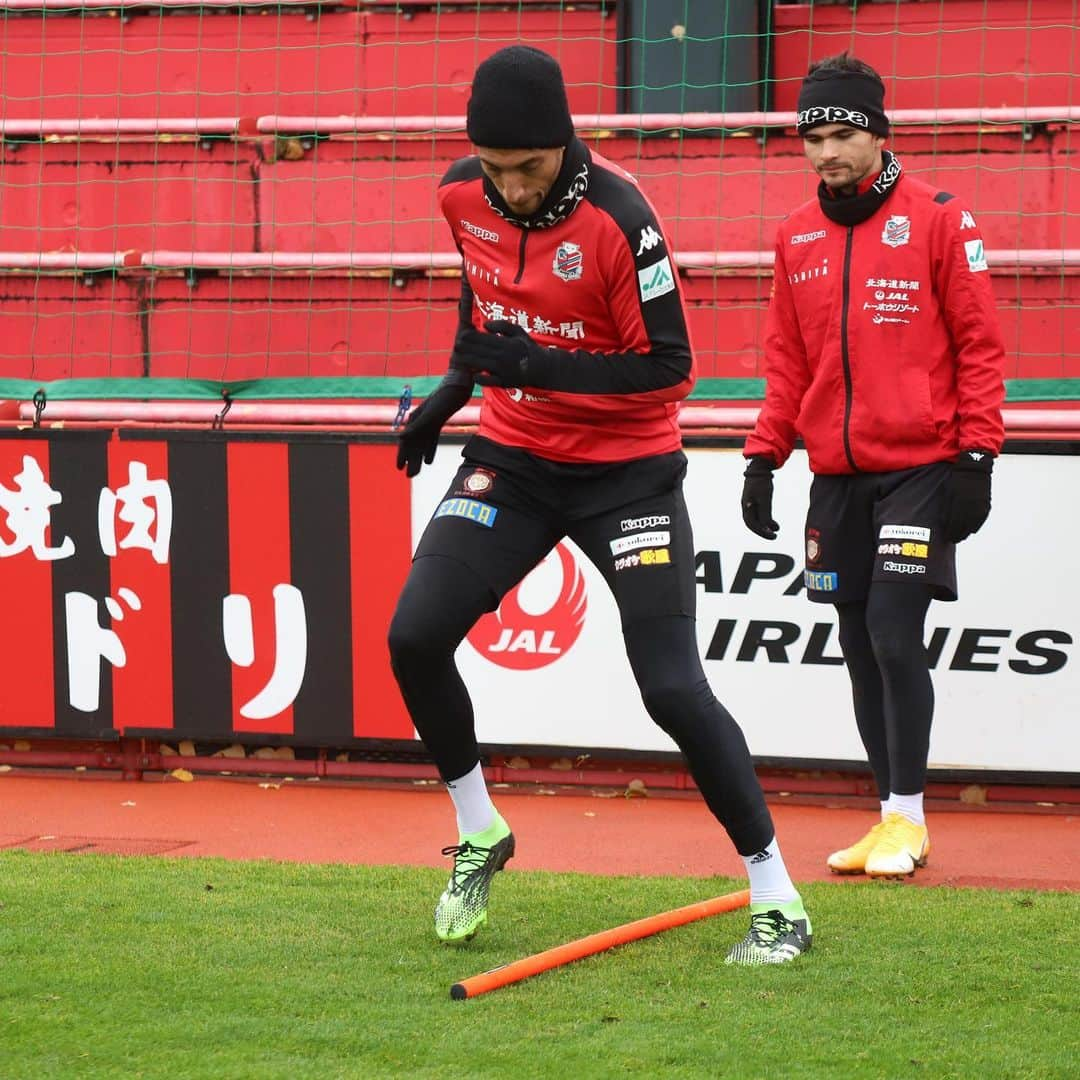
left=461, top=219, right=500, bottom=243
left=636, top=225, right=663, bottom=255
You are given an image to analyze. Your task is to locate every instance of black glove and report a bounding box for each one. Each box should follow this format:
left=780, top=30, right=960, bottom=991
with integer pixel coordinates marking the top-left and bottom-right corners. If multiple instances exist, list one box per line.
left=741, top=456, right=779, bottom=540
left=943, top=449, right=994, bottom=542
left=455, top=320, right=548, bottom=388
left=395, top=370, right=473, bottom=478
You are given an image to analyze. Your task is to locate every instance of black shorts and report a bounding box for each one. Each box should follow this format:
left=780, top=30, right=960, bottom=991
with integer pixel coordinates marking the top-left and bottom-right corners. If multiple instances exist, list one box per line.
left=413, top=436, right=696, bottom=627
left=803, top=462, right=958, bottom=604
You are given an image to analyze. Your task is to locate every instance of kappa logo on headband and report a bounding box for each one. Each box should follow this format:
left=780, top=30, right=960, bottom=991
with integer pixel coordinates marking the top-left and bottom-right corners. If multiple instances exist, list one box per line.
left=798, top=105, right=871, bottom=130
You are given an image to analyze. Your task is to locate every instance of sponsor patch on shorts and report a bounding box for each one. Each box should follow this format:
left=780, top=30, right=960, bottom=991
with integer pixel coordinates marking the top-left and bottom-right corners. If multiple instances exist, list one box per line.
left=804, top=570, right=838, bottom=591
left=459, top=468, right=495, bottom=497
left=609, top=530, right=670, bottom=556
left=615, top=548, right=671, bottom=571
left=878, top=541, right=929, bottom=558
left=879, top=524, right=931, bottom=542
left=434, top=498, right=498, bottom=528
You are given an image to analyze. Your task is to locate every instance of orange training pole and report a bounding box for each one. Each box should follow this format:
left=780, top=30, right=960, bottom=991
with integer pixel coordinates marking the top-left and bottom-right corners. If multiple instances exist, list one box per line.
left=450, top=888, right=750, bottom=1000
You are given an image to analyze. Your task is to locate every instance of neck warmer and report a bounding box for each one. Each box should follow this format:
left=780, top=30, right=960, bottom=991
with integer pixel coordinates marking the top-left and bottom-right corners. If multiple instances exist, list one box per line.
left=817, top=150, right=903, bottom=226
left=483, top=137, right=591, bottom=230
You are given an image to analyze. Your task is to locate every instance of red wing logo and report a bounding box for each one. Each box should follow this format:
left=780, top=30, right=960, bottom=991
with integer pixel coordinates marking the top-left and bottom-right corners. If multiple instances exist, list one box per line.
left=466, top=543, right=587, bottom=669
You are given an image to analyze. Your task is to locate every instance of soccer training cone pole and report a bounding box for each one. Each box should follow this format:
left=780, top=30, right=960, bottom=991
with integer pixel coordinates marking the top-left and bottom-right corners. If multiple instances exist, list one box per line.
left=450, top=888, right=750, bottom=1000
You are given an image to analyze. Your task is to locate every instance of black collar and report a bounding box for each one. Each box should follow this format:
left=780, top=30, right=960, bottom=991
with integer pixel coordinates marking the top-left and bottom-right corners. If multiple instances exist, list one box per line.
left=483, top=137, right=591, bottom=230
left=817, top=150, right=903, bottom=226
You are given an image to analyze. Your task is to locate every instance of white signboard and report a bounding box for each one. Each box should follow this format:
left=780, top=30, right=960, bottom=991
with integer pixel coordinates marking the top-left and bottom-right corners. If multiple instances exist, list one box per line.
left=412, top=448, right=1078, bottom=775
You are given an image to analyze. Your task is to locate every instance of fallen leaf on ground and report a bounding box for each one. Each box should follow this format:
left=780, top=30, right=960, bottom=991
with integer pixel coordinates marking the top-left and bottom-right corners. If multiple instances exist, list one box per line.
left=211, top=744, right=246, bottom=759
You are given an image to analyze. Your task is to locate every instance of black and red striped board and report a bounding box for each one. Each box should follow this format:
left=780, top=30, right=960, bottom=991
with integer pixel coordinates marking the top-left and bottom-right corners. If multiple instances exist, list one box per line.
left=0, top=430, right=414, bottom=745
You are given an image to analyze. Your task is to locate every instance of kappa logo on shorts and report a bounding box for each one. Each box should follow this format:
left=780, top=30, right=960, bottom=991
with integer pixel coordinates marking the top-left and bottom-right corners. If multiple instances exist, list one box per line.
left=621, top=514, right=671, bottom=532
left=804, top=570, right=838, bottom=591
left=882, top=560, right=927, bottom=575
left=434, top=498, right=498, bottom=528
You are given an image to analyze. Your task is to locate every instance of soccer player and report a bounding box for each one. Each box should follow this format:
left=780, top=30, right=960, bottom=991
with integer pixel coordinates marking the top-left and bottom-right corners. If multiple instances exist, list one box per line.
left=741, top=53, right=1005, bottom=877
left=389, top=45, right=811, bottom=964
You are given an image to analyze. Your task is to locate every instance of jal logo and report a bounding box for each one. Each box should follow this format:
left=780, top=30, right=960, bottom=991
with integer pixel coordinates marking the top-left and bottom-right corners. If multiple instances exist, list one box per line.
left=881, top=215, right=911, bottom=248
left=552, top=242, right=584, bottom=282
left=467, top=543, right=587, bottom=669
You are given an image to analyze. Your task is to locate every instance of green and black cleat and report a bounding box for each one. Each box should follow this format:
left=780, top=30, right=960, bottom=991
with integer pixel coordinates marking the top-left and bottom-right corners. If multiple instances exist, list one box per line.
left=434, top=815, right=515, bottom=944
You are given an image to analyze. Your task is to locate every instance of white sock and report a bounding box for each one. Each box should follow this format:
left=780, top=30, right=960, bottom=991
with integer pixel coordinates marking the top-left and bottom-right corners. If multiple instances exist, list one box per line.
left=742, top=838, right=800, bottom=906
left=890, top=791, right=925, bottom=826
left=880, top=796, right=893, bottom=820
left=445, top=761, right=497, bottom=837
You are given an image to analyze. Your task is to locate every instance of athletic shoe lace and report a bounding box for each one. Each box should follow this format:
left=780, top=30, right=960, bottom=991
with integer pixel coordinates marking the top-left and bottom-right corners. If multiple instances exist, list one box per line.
left=747, top=910, right=793, bottom=946
left=440, top=841, right=492, bottom=894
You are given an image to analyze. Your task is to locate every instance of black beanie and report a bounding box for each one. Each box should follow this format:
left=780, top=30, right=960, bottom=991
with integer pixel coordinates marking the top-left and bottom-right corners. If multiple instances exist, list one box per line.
left=466, top=46, right=574, bottom=149
left=796, top=67, right=890, bottom=138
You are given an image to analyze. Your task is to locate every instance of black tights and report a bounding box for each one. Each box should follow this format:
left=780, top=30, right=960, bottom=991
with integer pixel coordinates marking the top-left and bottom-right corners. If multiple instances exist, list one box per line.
left=835, top=582, right=934, bottom=798
left=388, top=555, right=774, bottom=855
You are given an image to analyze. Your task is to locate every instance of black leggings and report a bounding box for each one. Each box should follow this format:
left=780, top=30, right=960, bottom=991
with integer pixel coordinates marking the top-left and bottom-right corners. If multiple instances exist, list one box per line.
left=835, top=582, right=934, bottom=798
left=388, top=554, right=775, bottom=856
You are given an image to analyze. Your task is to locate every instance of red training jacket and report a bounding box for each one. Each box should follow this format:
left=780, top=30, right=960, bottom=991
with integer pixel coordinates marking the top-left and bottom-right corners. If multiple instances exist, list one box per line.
left=437, top=145, right=696, bottom=463
left=745, top=171, right=1006, bottom=474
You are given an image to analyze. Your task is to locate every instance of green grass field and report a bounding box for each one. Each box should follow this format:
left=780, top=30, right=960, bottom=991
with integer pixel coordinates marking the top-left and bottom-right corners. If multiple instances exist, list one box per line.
left=0, top=852, right=1076, bottom=1079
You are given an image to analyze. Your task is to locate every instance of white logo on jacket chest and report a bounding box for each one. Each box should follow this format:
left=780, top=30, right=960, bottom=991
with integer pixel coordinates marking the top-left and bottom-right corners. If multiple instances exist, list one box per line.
left=787, top=257, right=829, bottom=285
left=464, top=258, right=501, bottom=288
left=881, top=216, right=911, bottom=248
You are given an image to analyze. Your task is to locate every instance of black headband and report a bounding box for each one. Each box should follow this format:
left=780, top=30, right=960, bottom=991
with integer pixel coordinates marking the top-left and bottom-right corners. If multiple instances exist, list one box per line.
left=796, top=68, right=889, bottom=138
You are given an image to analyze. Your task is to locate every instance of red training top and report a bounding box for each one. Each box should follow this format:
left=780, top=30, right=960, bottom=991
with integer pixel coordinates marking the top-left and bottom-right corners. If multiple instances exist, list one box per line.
left=438, top=144, right=696, bottom=464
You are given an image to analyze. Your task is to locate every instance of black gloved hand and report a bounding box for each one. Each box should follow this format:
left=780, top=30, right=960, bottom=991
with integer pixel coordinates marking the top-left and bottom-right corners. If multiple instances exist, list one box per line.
left=395, top=371, right=473, bottom=478
left=943, top=449, right=994, bottom=542
left=455, top=320, right=548, bottom=388
left=741, top=455, right=779, bottom=540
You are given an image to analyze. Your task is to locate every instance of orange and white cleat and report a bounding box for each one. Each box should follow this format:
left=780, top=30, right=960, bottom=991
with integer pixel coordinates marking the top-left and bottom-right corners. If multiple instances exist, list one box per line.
left=865, top=812, right=930, bottom=878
